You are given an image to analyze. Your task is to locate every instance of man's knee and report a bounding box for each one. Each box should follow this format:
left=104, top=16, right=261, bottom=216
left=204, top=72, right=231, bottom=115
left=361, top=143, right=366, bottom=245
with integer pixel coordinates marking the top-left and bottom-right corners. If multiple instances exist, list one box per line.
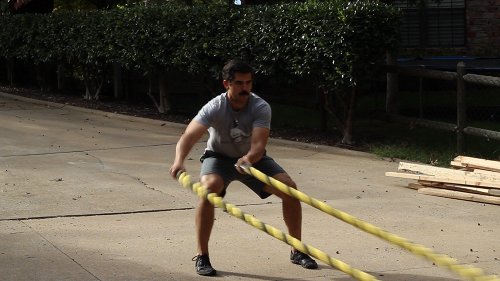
left=273, top=172, right=297, bottom=189
left=262, top=173, right=300, bottom=200
left=200, top=174, right=225, bottom=194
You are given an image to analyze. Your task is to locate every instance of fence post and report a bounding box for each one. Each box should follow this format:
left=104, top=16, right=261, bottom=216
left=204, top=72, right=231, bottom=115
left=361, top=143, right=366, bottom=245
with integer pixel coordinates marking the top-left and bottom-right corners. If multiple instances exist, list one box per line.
left=418, top=65, right=424, bottom=118
left=386, top=52, right=399, bottom=114
left=456, top=62, right=467, bottom=154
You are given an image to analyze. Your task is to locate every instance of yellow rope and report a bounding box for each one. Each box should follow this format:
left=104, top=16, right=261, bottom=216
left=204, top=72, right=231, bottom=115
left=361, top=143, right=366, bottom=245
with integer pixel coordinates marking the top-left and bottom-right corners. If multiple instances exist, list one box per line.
left=177, top=171, right=380, bottom=281
left=241, top=165, right=500, bottom=281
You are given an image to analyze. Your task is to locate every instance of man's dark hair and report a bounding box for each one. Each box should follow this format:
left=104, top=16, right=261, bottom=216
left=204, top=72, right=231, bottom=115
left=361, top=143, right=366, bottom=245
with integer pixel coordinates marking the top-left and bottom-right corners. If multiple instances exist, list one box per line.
left=222, top=59, right=254, bottom=82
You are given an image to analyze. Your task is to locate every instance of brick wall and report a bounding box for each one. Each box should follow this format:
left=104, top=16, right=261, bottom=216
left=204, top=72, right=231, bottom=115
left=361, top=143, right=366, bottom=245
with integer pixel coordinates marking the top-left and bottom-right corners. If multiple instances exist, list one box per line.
left=466, top=0, right=500, bottom=55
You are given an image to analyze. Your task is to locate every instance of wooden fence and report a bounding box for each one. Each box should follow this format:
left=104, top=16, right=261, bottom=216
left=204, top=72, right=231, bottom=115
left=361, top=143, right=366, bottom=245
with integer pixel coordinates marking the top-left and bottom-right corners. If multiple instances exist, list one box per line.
left=385, top=57, right=500, bottom=154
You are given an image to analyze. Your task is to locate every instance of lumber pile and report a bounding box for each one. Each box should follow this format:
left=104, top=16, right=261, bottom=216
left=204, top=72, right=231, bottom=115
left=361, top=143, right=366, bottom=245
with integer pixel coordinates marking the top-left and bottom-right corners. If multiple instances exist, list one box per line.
left=386, top=156, right=500, bottom=205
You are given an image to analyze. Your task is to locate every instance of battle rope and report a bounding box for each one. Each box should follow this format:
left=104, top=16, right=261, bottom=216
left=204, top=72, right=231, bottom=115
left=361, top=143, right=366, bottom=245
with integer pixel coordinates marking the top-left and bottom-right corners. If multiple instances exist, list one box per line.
left=176, top=171, right=380, bottom=281
left=239, top=164, right=500, bottom=281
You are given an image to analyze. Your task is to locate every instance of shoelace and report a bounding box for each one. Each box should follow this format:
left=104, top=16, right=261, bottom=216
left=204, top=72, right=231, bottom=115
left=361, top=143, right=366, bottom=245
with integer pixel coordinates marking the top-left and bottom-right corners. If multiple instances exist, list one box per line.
left=192, top=255, right=209, bottom=266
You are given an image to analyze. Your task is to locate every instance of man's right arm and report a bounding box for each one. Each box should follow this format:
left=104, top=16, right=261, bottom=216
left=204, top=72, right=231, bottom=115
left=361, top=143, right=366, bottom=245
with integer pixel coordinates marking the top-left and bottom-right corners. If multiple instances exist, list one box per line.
left=169, top=120, right=208, bottom=179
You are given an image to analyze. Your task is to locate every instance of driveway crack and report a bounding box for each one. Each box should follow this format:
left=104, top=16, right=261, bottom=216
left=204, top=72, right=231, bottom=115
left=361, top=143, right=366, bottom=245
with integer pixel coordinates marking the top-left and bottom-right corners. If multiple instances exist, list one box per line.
left=2, top=202, right=275, bottom=221
left=20, top=221, right=103, bottom=281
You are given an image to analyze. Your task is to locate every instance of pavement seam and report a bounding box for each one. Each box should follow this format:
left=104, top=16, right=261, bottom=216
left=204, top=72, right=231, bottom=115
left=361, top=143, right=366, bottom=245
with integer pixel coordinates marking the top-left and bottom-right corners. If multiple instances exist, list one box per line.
left=0, top=143, right=176, bottom=158
left=1, top=208, right=194, bottom=221
left=20, top=220, right=103, bottom=281
left=0, top=202, right=274, bottom=221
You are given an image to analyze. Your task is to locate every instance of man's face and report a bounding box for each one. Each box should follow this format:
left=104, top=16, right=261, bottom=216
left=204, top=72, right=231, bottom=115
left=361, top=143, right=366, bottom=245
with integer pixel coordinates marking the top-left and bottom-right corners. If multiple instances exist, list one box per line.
left=224, top=72, right=253, bottom=106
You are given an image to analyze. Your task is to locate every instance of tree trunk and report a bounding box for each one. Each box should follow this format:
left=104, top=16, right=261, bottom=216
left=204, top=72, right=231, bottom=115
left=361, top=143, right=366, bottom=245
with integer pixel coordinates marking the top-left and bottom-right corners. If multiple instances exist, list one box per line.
left=123, top=69, right=130, bottom=102
left=57, top=64, right=65, bottom=91
left=341, top=86, right=357, bottom=145
left=82, top=66, right=103, bottom=101
left=84, top=82, right=92, bottom=100
left=146, top=69, right=161, bottom=111
left=83, top=72, right=95, bottom=100
left=323, top=90, right=345, bottom=133
left=319, top=88, right=327, bottom=132
left=113, top=62, right=123, bottom=99
left=158, top=69, right=170, bottom=114
left=35, top=63, right=50, bottom=92
left=7, top=58, right=14, bottom=86
left=145, top=68, right=170, bottom=114
left=93, top=77, right=104, bottom=100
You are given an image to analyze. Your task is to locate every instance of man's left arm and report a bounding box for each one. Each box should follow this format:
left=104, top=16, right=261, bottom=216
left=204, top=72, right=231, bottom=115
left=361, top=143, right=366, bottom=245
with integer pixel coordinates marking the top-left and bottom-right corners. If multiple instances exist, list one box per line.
left=236, top=127, right=269, bottom=172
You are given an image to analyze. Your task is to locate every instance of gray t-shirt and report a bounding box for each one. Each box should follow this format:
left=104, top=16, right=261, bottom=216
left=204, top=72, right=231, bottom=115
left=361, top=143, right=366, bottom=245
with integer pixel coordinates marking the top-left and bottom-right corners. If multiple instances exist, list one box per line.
left=193, top=92, right=271, bottom=158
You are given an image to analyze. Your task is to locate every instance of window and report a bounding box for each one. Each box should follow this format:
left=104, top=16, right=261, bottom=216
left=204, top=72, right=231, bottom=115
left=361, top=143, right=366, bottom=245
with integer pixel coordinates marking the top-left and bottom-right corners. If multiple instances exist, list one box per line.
left=394, top=0, right=465, bottom=48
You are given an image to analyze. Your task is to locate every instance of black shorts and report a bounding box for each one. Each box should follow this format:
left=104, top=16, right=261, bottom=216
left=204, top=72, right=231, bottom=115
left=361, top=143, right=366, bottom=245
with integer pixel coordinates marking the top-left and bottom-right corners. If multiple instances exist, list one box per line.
left=199, top=150, right=286, bottom=199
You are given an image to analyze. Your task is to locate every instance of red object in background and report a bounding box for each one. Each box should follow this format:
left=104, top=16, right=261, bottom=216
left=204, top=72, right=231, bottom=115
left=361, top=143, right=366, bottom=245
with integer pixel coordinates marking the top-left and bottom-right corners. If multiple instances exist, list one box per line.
left=8, top=0, right=53, bottom=14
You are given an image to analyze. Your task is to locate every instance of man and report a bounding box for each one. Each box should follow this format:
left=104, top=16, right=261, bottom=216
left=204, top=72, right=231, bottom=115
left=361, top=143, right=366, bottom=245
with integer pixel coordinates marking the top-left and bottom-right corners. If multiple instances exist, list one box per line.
left=169, top=59, right=317, bottom=276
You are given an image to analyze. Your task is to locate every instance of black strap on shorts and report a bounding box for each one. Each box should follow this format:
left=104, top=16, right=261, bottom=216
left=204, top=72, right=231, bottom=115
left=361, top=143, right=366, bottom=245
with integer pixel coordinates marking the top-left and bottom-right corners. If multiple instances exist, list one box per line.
left=199, top=150, right=266, bottom=163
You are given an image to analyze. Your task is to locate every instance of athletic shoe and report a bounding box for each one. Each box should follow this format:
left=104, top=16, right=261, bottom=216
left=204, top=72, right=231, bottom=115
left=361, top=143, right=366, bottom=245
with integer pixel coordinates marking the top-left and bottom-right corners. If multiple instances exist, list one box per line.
left=192, top=254, right=217, bottom=276
left=290, top=251, right=318, bottom=269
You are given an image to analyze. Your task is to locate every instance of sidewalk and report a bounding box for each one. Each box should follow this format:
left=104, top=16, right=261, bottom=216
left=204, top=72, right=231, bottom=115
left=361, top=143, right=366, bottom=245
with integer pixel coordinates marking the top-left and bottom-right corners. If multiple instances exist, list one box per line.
left=1, top=92, right=498, bottom=281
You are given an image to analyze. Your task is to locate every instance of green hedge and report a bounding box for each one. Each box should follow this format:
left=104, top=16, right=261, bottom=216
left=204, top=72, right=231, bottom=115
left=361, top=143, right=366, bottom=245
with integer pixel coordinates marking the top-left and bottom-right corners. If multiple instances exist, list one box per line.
left=0, top=1, right=400, bottom=90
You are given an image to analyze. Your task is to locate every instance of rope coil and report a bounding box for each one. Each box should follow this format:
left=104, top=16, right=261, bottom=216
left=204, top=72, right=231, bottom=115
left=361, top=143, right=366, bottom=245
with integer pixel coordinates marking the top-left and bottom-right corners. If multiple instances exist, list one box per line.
left=239, top=164, right=499, bottom=281
left=177, top=171, right=380, bottom=281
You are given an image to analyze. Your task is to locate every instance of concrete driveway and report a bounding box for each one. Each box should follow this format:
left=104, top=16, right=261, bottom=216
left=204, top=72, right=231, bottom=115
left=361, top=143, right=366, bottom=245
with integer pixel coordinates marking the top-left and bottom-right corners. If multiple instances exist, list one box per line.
left=1, top=92, right=498, bottom=281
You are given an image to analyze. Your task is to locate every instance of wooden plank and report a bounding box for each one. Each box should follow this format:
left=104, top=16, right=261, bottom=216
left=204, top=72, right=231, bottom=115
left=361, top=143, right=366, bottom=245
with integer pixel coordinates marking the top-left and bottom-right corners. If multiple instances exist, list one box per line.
left=399, top=162, right=452, bottom=176
left=458, top=163, right=500, bottom=173
left=450, top=161, right=474, bottom=171
left=386, top=172, right=425, bottom=180
left=398, top=162, right=500, bottom=181
left=388, top=114, right=456, bottom=132
left=417, top=180, right=499, bottom=196
left=384, top=65, right=458, bottom=81
left=451, top=159, right=500, bottom=177
left=453, top=156, right=500, bottom=173
left=385, top=172, right=500, bottom=189
left=411, top=181, right=500, bottom=196
left=464, top=126, right=500, bottom=141
left=407, top=183, right=423, bottom=190
left=472, top=169, right=500, bottom=177
left=418, top=188, right=500, bottom=205
left=490, top=189, right=500, bottom=196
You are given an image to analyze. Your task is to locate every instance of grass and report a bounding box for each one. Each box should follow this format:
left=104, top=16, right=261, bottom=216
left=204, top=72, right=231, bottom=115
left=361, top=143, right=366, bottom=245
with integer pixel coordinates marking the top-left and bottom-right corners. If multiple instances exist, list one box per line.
left=270, top=100, right=500, bottom=167
left=365, top=129, right=500, bottom=166
left=354, top=120, right=461, bottom=166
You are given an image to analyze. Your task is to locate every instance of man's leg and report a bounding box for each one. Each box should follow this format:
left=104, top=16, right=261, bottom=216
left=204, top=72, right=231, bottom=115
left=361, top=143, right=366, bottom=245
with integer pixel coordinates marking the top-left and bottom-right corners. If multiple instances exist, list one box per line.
left=193, top=173, right=225, bottom=276
left=197, top=173, right=225, bottom=255
left=263, top=172, right=302, bottom=240
left=263, top=172, right=318, bottom=269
